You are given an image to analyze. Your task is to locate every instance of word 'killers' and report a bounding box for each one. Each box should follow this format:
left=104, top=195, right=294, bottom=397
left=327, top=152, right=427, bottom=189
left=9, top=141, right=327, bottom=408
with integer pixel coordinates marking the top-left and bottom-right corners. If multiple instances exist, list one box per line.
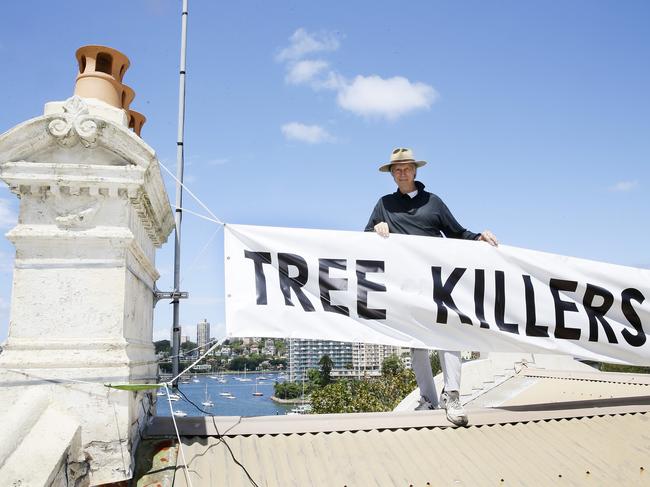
left=243, top=251, right=646, bottom=347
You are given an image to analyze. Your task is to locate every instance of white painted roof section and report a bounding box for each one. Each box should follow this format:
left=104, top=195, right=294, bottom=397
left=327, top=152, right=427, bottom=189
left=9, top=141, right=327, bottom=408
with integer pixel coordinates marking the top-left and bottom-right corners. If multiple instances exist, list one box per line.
left=395, top=352, right=596, bottom=411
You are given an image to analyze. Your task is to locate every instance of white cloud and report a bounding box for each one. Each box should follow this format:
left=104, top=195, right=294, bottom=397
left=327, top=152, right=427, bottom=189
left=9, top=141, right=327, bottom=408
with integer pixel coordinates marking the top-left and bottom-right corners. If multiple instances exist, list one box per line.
left=276, top=29, right=438, bottom=122
left=337, top=75, right=438, bottom=120
left=276, top=28, right=340, bottom=62
left=277, top=30, right=438, bottom=120
left=609, top=180, right=638, bottom=192
left=286, top=59, right=329, bottom=85
left=0, top=198, right=17, bottom=229
left=281, top=122, right=333, bottom=144
left=318, top=71, right=347, bottom=91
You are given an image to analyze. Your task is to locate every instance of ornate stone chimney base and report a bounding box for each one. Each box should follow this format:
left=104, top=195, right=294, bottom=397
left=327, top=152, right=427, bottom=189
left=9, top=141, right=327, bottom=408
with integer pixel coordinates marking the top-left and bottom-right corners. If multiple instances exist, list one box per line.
left=0, top=96, right=173, bottom=485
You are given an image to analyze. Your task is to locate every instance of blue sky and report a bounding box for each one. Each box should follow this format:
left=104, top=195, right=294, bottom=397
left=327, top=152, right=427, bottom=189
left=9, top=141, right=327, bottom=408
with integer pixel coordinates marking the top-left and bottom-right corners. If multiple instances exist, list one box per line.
left=0, top=0, right=648, bottom=342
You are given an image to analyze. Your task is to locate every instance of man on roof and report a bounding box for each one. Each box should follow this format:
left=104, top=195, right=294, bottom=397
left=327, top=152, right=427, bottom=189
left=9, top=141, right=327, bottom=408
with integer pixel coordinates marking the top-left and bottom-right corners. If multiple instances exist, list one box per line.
left=365, top=147, right=498, bottom=426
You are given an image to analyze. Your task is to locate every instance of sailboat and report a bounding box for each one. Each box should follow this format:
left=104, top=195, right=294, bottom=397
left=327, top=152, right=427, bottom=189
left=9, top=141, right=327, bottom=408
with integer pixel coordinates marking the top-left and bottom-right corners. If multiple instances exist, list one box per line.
left=238, top=365, right=252, bottom=382
left=218, top=381, right=233, bottom=397
left=252, top=377, right=263, bottom=397
left=201, top=384, right=214, bottom=407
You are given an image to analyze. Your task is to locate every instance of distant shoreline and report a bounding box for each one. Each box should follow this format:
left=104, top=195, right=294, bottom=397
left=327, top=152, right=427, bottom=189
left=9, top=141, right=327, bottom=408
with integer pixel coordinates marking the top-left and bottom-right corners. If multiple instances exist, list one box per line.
left=270, top=395, right=307, bottom=405
left=160, top=370, right=287, bottom=378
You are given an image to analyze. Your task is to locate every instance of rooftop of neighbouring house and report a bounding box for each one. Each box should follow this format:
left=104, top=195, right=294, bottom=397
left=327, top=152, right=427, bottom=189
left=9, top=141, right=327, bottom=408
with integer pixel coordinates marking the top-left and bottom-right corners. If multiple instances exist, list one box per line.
left=133, top=353, right=650, bottom=486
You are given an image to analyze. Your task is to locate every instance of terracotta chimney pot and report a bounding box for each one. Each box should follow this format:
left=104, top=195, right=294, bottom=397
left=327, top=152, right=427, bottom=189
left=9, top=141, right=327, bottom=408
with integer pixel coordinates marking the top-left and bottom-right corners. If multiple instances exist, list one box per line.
left=128, top=110, right=147, bottom=137
left=121, top=84, right=135, bottom=111
left=74, top=45, right=131, bottom=108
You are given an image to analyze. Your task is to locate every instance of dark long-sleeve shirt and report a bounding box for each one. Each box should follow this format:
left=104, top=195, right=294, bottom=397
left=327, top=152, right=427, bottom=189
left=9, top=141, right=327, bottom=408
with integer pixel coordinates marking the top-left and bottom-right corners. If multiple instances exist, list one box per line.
left=364, top=181, right=480, bottom=240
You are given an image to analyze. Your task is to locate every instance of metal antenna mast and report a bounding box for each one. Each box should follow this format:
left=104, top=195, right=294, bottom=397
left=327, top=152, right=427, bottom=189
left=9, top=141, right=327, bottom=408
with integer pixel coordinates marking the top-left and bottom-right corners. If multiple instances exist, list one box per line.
left=171, top=0, right=190, bottom=381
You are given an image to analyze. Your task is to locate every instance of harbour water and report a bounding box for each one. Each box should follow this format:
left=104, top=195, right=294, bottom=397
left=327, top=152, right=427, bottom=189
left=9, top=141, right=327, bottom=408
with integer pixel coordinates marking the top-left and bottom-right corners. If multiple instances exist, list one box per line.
left=155, top=372, right=298, bottom=417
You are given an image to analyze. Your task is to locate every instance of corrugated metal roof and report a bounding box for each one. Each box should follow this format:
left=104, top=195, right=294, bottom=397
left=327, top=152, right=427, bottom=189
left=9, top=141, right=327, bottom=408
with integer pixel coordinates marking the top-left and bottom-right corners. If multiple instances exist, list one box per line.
left=137, top=368, right=650, bottom=487
left=169, top=412, right=649, bottom=486
left=145, top=394, right=650, bottom=437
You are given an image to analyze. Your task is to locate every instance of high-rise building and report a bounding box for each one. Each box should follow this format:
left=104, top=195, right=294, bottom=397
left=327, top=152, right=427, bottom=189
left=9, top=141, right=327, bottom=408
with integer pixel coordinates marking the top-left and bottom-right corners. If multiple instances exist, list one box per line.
left=288, top=339, right=410, bottom=382
left=196, top=319, right=210, bottom=354
left=288, top=339, right=353, bottom=382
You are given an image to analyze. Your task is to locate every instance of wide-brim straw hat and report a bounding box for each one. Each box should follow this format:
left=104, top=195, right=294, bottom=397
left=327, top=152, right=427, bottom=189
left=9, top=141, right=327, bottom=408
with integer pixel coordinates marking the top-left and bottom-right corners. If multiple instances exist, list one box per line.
left=378, top=147, right=427, bottom=172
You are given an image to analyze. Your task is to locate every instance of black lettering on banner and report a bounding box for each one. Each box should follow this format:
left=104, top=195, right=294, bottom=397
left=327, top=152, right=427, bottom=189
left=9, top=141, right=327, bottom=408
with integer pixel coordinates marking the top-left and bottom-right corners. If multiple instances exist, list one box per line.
left=278, top=253, right=315, bottom=312
left=621, top=288, right=646, bottom=347
left=474, top=269, right=489, bottom=329
left=319, top=259, right=349, bottom=316
left=550, top=279, right=581, bottom=340
left=243, top=250, right=272, bottom=305
left=431, top=267, right=472, bottom=325
left=356, top=260, right=386, bottom=320
left=494, top=271, right=519, bottom=334
left=523, top=275, right=548, bottom=337
left=583, top=284, right=617, bottom=343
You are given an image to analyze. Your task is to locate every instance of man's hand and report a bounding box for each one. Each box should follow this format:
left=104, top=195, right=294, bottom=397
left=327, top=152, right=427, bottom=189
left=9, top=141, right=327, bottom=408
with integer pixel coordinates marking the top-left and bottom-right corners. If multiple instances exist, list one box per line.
left=478, top=230, right=498, bottom=246
left=374, top=222, right=390, bottom=238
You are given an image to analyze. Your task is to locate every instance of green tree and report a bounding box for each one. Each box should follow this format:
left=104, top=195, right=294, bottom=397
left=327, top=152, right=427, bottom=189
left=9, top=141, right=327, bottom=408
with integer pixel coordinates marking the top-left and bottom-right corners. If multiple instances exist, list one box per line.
left=229, top=356, right=248, bottom=371
left=269, top=357, right=287, bottom=368
left=274, top=381, right=302, bottom=399
left=154, top=340, right=171, bottom=355
left=307, top=368, right=322, bottom=389
left=430, top=351, right=441, bottom=376
left=311, top=369, right=416, bottom=414
left=599, top=363, right=650, bottom=374
left=319, top=354, right=333, bottom=385
left=381, top=354, right=404, bottom=376
left=274, top=339, right=287, bottom=356
left=181, top=341, right=198, bottom=352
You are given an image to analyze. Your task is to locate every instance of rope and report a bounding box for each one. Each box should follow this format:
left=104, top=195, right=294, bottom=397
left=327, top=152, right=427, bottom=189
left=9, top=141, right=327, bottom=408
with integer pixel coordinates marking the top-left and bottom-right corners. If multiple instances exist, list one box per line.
left=172, top=205, right=224, bottom=226
left=164, top=383, right=194, bottom=487
left=174, top=387, right=261, bottom=486
left=164, top=337, right=221, bottom=361
left=158, top=161, right=225, bottom=225
left=180, top=226, right=223, bottom=287
left=170, top=338, right=224, bottom=384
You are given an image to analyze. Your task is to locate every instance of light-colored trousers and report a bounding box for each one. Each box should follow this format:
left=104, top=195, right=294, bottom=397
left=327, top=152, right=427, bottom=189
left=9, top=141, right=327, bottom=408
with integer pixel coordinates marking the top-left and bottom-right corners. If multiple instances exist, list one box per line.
left=411, top=349, right=461, bottom=406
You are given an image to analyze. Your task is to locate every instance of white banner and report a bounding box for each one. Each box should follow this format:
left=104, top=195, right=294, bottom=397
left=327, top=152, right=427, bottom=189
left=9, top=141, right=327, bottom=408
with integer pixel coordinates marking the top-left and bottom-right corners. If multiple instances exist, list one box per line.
left=224, top=224, right=650, bottom=365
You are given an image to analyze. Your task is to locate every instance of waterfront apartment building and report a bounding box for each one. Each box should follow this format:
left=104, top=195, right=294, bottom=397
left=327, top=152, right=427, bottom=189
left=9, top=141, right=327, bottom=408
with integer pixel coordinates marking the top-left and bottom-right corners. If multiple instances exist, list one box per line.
left=196, top=319, right=210, bottom=354
left=351, top=342, right=409, bottom=377
left=288, top=339, right=353, bottom=382
left=288, top=338, right=409, bottom=382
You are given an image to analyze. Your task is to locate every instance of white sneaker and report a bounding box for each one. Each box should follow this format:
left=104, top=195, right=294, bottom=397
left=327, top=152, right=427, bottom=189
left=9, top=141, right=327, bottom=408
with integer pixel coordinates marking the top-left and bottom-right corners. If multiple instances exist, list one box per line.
left=415, top=396, right=436, bottom=411
left=440, top=390, right=468, bottom=426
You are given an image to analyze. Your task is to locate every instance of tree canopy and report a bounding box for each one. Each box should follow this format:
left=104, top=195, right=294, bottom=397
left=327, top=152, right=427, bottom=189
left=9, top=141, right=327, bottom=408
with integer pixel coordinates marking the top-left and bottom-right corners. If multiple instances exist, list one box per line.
left=310, top=369, right=416, bottom=414
left=319, top=354, right=333, bottom=386
left=381, top=354, right=404, bottom=376
left=274, top=381, right=302, bottom=399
